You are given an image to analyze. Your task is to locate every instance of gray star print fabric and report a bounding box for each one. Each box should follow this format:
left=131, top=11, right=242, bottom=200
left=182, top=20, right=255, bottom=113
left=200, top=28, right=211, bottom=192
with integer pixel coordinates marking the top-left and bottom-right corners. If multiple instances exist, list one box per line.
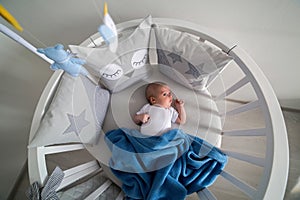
left=28, top=74, right=110, bottom=147
left=154, top=27, right=233, bottom=91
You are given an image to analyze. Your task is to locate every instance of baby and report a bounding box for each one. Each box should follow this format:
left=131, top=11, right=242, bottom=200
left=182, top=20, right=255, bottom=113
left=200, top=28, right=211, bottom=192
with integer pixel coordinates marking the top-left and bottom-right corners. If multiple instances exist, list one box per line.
left=134, top=82, right=186, bottom=136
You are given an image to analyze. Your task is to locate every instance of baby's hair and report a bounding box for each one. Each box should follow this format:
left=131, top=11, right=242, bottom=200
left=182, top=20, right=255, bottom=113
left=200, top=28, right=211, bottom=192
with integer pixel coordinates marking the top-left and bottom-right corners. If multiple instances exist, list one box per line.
left=145, top=82, right=168, bottom=104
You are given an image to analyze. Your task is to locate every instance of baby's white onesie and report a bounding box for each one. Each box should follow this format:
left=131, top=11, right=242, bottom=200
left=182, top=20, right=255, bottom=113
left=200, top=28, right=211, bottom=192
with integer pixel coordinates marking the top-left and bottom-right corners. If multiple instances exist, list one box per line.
left=136, top=103, right=178, bottom=136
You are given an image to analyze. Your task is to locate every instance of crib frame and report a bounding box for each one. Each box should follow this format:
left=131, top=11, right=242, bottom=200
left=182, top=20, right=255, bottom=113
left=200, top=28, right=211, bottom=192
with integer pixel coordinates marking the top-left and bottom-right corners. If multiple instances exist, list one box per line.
left=28, top=18, right=289, bottom=199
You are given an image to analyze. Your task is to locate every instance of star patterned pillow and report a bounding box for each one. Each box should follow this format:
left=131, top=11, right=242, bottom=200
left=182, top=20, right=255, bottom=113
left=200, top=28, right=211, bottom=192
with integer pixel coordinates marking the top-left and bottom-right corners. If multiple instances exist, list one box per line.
left=28, top=73, right=110, bottom=147
left=154, top=27, right=233, bottom=91
left=69, top=15, right=153, bottom=93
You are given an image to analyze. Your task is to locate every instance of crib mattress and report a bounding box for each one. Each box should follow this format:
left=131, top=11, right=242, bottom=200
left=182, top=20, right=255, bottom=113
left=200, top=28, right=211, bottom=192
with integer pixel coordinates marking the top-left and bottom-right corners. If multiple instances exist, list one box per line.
left=84, top=64, right=222, bottom=187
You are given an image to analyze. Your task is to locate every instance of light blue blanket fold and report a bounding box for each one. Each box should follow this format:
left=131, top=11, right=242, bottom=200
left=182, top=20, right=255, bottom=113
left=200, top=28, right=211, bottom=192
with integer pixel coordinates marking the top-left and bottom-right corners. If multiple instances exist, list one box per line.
left=105, top=128, right=227, bottom=200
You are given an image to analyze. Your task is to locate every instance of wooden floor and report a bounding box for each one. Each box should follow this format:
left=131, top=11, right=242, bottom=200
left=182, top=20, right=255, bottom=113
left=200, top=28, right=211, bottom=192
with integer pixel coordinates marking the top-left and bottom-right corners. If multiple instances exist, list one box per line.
left=10, top=106, right=300, bottom=200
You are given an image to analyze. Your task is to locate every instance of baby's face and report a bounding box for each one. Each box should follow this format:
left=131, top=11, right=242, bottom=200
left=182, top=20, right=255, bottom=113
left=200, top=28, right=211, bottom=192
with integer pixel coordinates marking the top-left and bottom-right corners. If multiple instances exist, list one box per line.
left=154, top=85, right=173, bottom=108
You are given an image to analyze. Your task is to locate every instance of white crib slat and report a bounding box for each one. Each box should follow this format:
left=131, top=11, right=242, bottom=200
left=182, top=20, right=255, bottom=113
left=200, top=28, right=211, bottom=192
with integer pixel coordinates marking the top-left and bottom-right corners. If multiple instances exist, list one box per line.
left=84, top=180, right=112, bottom=200
left=215, top=76, right=249, bottom=101
left=28, top=144, right=86, bottom=186
left=30, top=147, right=48, bottom=185
left=42, top=144, right=85, bottom=155
left=197, top=188, right=217, bottom=200
left=221, top=171, right=257, bottom=199
left=220, top=100, right=260, bottom=117
left=222, top=128, right=266, bottom=136
left=222, top=150, right=265, bottom=167
left=115, top=191, right=125, bottom=200
left=57, top=160, right=101, bottom=191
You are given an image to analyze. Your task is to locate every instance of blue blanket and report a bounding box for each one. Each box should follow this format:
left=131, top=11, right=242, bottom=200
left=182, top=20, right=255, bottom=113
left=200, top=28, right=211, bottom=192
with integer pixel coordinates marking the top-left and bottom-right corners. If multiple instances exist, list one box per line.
left=105, top=128, right=227, bottom=200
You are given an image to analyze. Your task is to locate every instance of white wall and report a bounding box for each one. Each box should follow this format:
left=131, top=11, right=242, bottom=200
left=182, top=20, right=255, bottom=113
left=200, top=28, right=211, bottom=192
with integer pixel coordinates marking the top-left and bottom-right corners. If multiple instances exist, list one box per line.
left=0, top=0, right=299, bottom=198
left=0, top=36, right=52, bottom=198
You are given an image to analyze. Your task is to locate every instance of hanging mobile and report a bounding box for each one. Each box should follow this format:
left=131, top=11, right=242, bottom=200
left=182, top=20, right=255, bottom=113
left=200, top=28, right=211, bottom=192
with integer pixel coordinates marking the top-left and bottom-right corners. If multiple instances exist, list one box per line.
left=98, top=2, right=118, bottom=53
left=0, top=4, right=23, bottom=31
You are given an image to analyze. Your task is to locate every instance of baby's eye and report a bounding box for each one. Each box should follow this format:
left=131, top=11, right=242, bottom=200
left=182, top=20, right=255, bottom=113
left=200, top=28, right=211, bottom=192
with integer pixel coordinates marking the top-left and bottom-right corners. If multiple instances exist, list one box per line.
left=163, top=92, right=172, bottom=97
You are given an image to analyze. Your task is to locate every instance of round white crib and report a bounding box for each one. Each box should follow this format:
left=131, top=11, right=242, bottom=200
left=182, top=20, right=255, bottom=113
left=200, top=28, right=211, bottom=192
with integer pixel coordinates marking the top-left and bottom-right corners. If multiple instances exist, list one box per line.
left=27, top=18, right=289, bottom=200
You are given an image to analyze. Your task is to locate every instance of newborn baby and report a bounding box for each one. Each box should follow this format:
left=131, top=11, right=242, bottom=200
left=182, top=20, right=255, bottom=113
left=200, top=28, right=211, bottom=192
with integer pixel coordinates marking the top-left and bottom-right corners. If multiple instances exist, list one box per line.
left=134, top=82, right=186, bottom=136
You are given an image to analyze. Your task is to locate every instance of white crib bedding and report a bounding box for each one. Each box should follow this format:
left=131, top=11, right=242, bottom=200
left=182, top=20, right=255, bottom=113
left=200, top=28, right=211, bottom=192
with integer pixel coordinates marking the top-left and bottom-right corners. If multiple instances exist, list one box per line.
left=102, top=64, right=222, bottom=146
left=83, top=64, right=223, bottom=187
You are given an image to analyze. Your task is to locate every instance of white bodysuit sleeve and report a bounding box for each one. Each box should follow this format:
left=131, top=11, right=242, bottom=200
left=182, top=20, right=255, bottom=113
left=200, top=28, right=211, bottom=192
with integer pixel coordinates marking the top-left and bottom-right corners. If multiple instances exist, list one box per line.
left=136, top=104, right=150, bottom=115
left=170, top=107, right=179, bottom=123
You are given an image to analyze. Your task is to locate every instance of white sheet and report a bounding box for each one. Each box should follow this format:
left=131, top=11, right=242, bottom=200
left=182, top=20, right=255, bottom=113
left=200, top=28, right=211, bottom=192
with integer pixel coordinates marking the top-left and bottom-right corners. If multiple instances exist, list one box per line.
left=84, top=64, right=222, bottom=187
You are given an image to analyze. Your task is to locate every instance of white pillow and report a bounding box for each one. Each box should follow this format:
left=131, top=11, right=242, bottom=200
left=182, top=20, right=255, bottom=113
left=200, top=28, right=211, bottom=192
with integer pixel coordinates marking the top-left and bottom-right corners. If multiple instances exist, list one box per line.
left=69, top=15, right=153, bottom=93
left=154, top=27, right=233, bottom=91
left=28, top=74, right=110, bottom=147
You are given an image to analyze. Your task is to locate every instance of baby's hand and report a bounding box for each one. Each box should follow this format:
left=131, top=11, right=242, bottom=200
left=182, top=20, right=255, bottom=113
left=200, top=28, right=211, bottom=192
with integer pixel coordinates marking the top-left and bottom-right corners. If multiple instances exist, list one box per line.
left=139, top=113, right=150, bottom=124
left=174, top=99, right=184, bottom=108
